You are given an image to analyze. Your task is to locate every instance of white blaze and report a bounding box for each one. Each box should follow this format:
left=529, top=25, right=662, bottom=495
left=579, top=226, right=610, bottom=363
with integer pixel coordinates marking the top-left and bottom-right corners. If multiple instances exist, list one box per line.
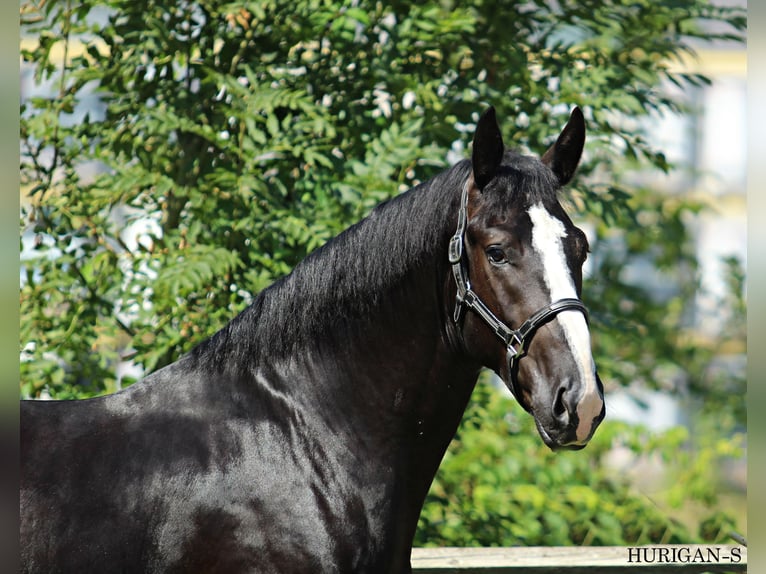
left=527, top=203, right=602, bottom=442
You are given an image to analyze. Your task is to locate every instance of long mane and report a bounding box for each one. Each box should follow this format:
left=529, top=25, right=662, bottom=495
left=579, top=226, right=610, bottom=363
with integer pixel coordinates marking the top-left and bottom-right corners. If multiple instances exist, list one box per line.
left=191, top=160, right=473, bottom=370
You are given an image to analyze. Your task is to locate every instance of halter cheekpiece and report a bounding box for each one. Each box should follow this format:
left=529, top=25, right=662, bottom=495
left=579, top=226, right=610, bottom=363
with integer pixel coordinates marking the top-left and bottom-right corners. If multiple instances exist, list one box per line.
left=449, top=180, right=589, bottom=408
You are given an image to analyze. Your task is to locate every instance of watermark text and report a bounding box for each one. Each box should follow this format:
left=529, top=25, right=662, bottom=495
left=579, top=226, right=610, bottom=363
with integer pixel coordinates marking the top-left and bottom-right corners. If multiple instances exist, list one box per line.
left=627, top=546, right=743, bottom=565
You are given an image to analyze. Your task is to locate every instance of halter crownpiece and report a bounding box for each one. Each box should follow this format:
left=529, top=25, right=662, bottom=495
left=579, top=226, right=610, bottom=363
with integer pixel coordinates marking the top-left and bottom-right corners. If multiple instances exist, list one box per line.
left=449, top=180, right=589, bottom=409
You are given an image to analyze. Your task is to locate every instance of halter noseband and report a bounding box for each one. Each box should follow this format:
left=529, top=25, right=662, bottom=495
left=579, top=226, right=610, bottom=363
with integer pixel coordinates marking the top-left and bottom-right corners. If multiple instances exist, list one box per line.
left=449, top=181, right=589, bottom=409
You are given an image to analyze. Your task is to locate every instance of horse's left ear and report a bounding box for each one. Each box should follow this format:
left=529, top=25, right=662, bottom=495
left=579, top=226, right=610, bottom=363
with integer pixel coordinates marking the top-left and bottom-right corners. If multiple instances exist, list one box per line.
left=541, top=107, right=585, bottom=186
left=472, top=106, right=505, bottom=190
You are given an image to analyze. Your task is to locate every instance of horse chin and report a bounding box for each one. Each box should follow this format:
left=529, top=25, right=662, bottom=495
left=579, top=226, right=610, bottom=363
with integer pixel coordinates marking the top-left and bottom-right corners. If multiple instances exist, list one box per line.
left=534, top=420, right=588, bottom=452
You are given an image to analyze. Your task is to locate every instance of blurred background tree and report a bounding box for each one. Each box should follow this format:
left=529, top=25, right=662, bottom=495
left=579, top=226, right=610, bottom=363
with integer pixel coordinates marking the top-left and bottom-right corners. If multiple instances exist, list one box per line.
left=20, top=0, right=746, bottom=547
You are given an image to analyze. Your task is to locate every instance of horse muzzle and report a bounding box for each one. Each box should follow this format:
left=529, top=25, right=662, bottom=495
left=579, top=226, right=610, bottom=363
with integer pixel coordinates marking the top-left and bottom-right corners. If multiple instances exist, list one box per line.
left=530, top=372, right=606, bottom=451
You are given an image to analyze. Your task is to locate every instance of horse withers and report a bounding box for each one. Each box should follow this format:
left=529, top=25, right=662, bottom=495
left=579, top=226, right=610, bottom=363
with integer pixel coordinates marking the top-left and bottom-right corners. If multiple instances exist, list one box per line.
left=21, top=107, right=605, bottom=573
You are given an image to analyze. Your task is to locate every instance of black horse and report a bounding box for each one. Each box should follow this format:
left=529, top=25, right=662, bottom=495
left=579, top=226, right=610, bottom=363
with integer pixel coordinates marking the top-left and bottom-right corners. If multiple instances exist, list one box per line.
left=21, top=107, right=605, bottom=573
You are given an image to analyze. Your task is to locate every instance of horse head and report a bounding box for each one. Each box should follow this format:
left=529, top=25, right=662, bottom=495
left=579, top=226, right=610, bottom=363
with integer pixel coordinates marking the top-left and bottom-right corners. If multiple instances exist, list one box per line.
left=451, top=106, right=605, bottom=450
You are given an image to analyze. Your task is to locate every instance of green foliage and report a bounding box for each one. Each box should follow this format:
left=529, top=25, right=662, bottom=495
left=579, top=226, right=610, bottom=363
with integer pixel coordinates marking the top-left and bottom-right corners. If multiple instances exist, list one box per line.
left=20, top=0, right=745, bottom=548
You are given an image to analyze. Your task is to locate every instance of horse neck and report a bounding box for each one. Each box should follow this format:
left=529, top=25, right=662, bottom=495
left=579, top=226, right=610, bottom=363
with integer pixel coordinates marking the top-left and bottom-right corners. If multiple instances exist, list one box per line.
left=283, top=226, right=481, bottom=542
left=240, top=175, right=473, bottom=456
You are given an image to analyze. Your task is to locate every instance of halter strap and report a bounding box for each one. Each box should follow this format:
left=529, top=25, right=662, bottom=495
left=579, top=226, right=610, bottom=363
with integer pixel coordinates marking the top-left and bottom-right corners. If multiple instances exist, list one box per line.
left=449, top=181, right=589, bottom=410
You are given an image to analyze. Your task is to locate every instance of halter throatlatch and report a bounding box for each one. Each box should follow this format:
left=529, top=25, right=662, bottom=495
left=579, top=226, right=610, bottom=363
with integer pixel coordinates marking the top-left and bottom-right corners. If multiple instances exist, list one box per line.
left=449, top=181, right=589, bottom=409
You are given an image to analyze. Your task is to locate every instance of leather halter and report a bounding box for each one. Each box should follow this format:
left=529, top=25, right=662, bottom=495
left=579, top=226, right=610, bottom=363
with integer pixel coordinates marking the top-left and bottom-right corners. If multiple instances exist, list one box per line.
left=449, top=180, right=589, bottom=409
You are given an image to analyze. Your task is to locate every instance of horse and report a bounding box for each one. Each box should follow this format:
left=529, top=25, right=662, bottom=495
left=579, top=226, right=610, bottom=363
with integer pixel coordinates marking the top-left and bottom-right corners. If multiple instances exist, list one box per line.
left=20, top=106, right=605, bottom=573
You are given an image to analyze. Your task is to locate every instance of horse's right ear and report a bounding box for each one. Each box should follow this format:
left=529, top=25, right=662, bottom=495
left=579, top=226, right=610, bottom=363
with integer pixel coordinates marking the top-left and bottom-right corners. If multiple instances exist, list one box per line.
left=472, top=106, right=504, bottom=190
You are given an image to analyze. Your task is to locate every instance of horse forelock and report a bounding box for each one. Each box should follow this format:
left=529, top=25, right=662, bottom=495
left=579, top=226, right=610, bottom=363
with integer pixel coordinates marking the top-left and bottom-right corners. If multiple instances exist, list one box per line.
left=480, top=151, right=561, bottom=212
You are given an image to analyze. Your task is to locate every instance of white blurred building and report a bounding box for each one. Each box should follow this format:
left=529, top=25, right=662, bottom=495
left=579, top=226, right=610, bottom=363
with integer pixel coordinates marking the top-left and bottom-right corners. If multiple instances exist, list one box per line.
left=606, top=43, right=747, bottom=431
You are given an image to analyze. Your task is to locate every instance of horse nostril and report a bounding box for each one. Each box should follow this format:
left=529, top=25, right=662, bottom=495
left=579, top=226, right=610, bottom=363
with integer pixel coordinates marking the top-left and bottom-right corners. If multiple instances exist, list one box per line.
left=553, top=385, right=568, bottom=421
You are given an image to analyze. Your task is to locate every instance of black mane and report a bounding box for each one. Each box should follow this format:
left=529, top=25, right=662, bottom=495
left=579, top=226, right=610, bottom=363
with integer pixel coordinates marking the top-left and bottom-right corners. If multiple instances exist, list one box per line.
left=193, top=160, right=471, bottom=369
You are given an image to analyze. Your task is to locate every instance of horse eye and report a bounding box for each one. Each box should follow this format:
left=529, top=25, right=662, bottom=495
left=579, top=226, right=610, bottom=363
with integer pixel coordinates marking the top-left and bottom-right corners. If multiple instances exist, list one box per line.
left=486, top=246, right=507, bottom=265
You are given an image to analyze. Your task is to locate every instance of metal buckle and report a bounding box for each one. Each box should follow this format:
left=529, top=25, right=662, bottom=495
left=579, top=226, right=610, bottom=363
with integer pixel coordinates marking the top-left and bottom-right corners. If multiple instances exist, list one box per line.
left=453, top=300, right=465, bottom=324
left=448, top=235, right=463, bottom=264
left=506, top=331, right=525, bottom=359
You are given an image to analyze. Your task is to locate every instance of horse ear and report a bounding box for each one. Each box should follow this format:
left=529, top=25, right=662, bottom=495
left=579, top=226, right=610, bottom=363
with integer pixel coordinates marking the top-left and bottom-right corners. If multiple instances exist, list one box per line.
left=541, top=107, right=586, bottom=186
left=472, top=106, right=504, bottom=190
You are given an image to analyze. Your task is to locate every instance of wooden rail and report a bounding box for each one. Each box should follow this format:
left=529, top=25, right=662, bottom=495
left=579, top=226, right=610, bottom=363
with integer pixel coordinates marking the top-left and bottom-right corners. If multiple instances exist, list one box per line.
left=411, top=545, right=747, bottom=573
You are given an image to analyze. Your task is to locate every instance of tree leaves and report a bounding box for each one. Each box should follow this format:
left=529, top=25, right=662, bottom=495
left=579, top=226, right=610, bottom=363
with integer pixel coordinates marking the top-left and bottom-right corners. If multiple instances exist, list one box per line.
left=154, top=245, right=241, bottom=299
